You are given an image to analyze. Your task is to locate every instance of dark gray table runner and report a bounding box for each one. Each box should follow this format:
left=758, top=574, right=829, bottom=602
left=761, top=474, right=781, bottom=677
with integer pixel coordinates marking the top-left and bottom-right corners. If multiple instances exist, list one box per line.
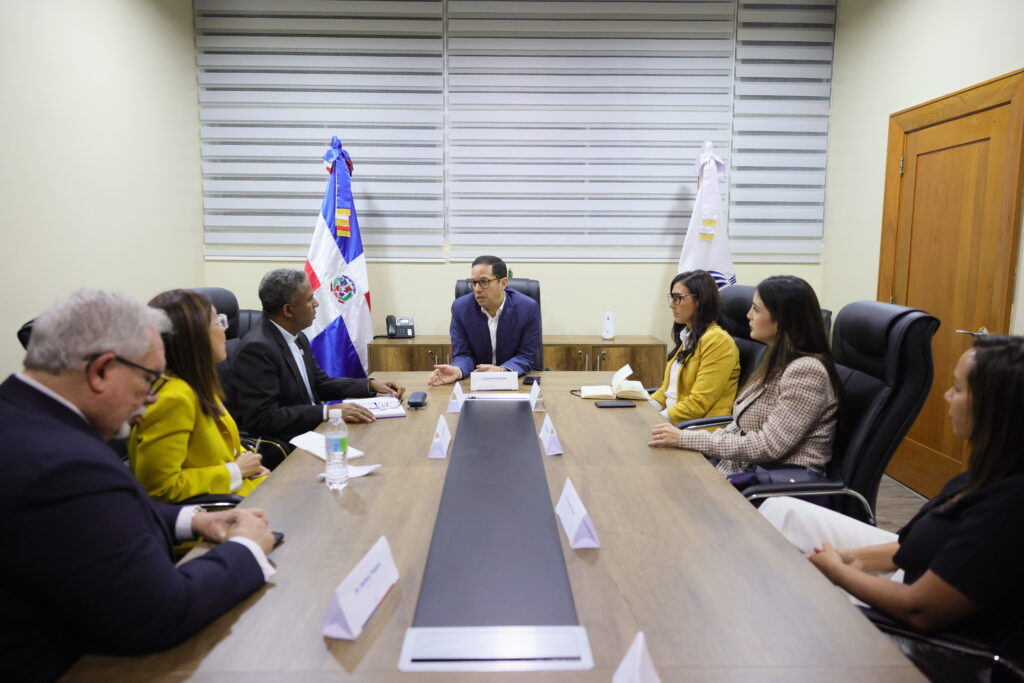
left=411, top=399, right=578, bottom=627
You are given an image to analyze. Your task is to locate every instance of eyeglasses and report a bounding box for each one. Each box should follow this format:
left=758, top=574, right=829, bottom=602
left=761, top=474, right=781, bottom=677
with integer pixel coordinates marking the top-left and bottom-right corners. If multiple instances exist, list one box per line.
left=667, top=293, right=697, bottom=304
left=466, top=277, right=501, bottom=290
left=211, top=313, right=229, bottom=330
left=88, top=354, right=168, bottom=395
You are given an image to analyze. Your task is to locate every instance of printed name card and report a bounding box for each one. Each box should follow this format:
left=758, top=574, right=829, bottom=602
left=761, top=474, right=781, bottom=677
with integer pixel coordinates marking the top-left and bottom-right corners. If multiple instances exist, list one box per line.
left=428, top=415, right=452, bottom=459
left=538, top=414, right=563, bottom=456
left=322, top=536, right=400, bottom=641
left=555, top=478, right=600, bottom=549
left=612, top=632, right=661, bottom=683
left=447, top=381, right=466, bottom=413
left=470, top=370, right=518, bottom=391
left=529, top=380, right=545, bottom=412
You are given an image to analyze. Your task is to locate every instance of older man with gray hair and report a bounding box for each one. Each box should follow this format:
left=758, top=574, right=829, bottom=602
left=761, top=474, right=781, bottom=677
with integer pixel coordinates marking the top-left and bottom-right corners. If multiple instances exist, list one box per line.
left=232, top=268, right=404, bottom=446
left=0, top=289, right=277, bottom=681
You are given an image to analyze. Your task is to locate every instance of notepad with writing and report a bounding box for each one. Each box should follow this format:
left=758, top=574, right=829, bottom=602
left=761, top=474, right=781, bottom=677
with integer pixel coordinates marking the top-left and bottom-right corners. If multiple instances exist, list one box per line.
left=580, top=364, right=647, bottom=400
left=343, top=396, right=406, bottom=418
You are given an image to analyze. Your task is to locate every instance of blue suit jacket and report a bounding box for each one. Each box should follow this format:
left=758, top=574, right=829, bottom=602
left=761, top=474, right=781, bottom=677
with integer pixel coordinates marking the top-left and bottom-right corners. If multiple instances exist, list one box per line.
left=0, top=376, right=265, bottom=681
left=449, top=287, right=540, bottom=377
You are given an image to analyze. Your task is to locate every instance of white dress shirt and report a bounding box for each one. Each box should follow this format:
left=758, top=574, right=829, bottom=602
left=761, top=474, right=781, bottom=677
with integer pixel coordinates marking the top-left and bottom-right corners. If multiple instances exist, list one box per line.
left=480, top=293, right=507, bottom=367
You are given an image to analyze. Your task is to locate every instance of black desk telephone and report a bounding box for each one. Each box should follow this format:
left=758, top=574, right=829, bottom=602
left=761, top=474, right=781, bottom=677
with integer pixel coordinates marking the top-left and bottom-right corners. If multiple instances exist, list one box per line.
left=386, top=315, right=415, bottom=338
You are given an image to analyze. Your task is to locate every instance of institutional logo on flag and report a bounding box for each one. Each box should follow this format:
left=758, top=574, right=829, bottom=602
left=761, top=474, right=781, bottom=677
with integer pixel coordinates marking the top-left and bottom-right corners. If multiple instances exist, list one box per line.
left=303, top=136, right=373, bottom=379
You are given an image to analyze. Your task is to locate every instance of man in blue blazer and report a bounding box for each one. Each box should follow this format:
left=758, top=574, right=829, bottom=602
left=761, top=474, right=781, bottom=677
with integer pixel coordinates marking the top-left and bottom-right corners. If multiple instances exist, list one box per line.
left=428, top=255, right=540, bottom=385
left=0, top=289, right=276, bottom=681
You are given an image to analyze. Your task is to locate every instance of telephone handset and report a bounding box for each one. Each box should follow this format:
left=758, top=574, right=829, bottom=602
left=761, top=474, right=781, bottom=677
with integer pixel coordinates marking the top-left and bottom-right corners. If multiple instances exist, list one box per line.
left=386, top=315, right=415, bottom=338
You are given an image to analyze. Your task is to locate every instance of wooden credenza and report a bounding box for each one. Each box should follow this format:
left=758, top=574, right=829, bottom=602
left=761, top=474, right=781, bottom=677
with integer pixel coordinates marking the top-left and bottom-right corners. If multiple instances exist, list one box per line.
left=369, top=335, right=667, bottom=387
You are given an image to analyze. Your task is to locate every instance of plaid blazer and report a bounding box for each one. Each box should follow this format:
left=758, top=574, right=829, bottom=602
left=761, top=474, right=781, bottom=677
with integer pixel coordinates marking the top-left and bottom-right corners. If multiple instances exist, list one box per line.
left=678, top=355, right=838, bottom=476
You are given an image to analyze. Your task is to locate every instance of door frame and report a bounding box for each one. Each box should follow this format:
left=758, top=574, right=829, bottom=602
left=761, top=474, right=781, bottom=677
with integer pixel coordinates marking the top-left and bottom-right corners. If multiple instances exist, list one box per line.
left=877, top=69, right=1024, bottom=331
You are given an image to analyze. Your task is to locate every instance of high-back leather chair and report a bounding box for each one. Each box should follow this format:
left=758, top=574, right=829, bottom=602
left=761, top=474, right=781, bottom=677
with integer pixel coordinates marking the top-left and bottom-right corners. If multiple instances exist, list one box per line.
left=453, top=277, right=543, bottom=371
left=717, top=285, right=766, bottom=387
left=743, top=301, right=940, bottom=523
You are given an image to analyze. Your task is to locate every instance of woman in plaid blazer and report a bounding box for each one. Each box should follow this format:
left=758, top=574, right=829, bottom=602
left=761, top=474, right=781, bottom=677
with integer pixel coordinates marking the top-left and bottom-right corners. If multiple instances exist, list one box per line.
left=649, top=275, right=841, bottom=477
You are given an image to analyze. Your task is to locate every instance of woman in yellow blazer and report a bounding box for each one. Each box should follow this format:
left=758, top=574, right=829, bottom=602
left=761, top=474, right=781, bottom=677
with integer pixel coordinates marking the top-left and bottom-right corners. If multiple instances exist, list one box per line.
left=129, top=289, right=268, bottom=503
left=650, top=270, right=740, bottom=424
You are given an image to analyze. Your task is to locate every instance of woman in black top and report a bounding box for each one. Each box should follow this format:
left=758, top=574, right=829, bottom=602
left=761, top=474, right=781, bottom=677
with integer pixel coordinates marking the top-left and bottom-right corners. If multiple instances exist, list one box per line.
left=760, top=335, right=1024, bottom=677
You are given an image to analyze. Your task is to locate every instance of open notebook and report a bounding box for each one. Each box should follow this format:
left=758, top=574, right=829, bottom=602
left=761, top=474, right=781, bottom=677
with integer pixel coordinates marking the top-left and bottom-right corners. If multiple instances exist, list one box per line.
left=580, top=364, right=648, bottom=400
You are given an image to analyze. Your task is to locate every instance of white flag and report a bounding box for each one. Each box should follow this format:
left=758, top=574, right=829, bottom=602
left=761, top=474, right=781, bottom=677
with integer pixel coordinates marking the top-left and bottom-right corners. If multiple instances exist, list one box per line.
left=677, top=141, right=736, bottom=289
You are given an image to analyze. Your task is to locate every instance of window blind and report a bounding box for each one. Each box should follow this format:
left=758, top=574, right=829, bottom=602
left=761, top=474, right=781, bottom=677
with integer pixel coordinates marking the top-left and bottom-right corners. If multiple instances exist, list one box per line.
left=194, top=0, right=835, bottom=263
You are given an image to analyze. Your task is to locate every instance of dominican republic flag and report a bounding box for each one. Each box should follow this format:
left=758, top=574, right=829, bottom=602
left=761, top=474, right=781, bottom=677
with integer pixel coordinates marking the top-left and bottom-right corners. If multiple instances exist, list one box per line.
left=677, top=141, right=736, bottom=289
left=304, top=136, right=372, bottom=378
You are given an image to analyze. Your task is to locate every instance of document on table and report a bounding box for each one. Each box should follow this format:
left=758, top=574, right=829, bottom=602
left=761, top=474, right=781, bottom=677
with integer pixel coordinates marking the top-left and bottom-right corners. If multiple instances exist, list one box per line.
left=290, top=431, right=365, bottom=460
left=344, top=396, right=406, bottom=418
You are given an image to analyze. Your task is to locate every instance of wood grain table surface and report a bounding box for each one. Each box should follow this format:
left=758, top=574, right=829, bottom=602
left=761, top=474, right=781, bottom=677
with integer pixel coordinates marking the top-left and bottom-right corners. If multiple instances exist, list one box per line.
left=66, top=372, right=924, bottom=682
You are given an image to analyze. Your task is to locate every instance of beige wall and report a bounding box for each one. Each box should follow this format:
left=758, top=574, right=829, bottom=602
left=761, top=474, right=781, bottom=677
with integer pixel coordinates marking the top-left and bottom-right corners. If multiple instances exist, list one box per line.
left=10, top=0, right=1023, bottom=376
left=0, top=0, right=203, bottom=374
left=205, top=261, right=821, bottom=343
left=822, top=0, right=1024, bottom=332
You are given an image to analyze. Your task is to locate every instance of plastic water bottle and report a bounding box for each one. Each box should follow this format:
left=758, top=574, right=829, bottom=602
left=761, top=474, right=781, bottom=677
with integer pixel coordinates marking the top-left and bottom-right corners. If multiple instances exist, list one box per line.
left=324, top=408, right=348, bottom=491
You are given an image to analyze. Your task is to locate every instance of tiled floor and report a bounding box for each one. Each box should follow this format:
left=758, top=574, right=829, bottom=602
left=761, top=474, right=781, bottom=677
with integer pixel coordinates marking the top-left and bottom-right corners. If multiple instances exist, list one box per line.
left=874, top=475, right=927, bottom=533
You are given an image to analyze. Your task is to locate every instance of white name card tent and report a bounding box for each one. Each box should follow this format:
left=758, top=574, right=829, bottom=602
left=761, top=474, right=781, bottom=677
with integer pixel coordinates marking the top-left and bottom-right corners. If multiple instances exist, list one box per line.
left=529, top=379, right=545, bottom=412
left=322, top=536, right=400, bottom=641
left=613, top=632, right=661, bottom=683
left=555, top=478, right=600, bottom=549
left=429, top=415, right=452, bottom=459
left=447, top=381, right=466, bottom=413
left=469, top=370, right=518, bottom=391
left=538, top=414, right=563, bottom=456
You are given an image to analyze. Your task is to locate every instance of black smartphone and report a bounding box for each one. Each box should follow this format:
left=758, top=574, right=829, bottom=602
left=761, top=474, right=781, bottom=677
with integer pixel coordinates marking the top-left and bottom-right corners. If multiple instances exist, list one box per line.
left=272, top=531, right=285, bottom=547
left=523, top=376, right=541, bottom=385
left=408, top=391, right=427, bottom=409
left=595, top=400, right=636, bottom=408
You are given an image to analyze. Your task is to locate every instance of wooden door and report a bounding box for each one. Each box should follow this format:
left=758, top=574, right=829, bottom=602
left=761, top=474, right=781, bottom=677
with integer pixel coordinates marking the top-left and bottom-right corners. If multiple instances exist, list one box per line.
left=878, top=70, right=1024, bottom=497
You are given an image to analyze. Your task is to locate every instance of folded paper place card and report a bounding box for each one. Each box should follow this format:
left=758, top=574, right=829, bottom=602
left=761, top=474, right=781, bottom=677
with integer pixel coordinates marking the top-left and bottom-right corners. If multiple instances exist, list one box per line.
left=613, top=632, right=661, bottom=683
left=529, top=379, right=545, bottom=412
left=447, top=381, right=466, bottom=413
left=538, top=414, right=563, bottom=456
left=290, top=432, right=364, bottom=460
left=322, top=536, right=400, bottom=641
left=555, top=478, right=600, bottom=549
left=429, top=415, right=452, bottom=459
left=469, top=370, right=518, bottom=391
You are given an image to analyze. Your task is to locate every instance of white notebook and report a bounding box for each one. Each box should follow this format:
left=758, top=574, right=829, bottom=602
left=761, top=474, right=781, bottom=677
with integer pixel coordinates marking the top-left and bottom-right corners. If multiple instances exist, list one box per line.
left=343, top=396, right=406, bottom=418
left=580, top=364, right=647, bottom=400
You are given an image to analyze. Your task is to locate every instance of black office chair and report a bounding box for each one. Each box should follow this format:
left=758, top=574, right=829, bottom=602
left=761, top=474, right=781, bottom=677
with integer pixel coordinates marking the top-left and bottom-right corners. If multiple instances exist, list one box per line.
left=741, top=301, right=940, bottom=523
left=862, top=607, right=1024, bottom=682
left=717, top=284, right=767, bottom=388
left=453, top=277, right=544, bottom=370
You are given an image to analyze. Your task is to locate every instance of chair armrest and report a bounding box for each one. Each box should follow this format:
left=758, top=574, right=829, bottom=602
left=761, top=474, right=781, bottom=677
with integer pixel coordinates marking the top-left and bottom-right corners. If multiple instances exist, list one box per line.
left=180, top=493, right=245, bottom=509
left=741, top=480, right=847, bottom=497
left=675, top=416, right=733, bottom=430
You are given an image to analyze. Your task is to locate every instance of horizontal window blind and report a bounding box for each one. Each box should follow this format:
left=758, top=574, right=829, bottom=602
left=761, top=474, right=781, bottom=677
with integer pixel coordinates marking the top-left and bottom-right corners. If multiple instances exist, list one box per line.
left=195, top=0, right=835, bottom=263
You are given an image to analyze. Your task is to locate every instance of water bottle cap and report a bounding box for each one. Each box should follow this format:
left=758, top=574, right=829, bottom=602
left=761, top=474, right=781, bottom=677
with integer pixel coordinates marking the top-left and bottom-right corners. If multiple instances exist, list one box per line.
left=328, top=408, right=342, bottom=420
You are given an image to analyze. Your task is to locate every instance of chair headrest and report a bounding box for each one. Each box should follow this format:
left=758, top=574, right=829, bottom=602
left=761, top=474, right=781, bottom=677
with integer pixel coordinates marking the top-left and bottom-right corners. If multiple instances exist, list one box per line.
left=831, top=300, right=937, bottom=383
left=719, top=285, right=756, bottom=339
left=192, top=287, right=240, bottom=339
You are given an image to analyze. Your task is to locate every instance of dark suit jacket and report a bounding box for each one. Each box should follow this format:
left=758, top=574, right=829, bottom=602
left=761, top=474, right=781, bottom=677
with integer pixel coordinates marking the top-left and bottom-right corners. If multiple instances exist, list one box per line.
left=231, top=316, right=374, bottom=443
left=0, top=376, right=265, bottom=682
left=450, top=287, right=540, bottom=378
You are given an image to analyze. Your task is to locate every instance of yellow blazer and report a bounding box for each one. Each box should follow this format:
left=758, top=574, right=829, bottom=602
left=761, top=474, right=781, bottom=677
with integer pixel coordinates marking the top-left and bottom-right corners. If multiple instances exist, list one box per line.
left=650, top=322, right=740, bottom=424
left=129, top=375, right=264, bottom=503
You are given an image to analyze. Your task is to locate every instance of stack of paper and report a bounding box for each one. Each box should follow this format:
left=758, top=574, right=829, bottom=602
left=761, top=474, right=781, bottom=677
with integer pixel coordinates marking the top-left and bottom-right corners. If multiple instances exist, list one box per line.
left=343, top=396, right=406, bottom=418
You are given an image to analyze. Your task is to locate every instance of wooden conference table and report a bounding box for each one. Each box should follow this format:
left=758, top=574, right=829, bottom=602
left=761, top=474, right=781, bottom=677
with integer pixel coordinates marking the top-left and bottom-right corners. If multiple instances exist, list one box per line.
left=67, top=372, right=924, bottom=682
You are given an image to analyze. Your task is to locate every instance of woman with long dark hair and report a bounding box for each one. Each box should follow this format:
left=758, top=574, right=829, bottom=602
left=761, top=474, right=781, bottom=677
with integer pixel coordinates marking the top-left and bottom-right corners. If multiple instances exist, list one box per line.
left=129, top=289, right=268, bottom=502
left=649, top=270, right=739, bottom=424
left=760, top=336, right=1024, bottom=680
left=649, top=275, right=841, bottom=477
